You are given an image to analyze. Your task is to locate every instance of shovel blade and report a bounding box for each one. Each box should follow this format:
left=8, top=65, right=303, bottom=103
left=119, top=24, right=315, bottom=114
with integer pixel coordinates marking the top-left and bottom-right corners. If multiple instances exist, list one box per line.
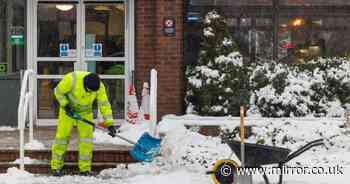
left=130, top=132, right=161, bottom=162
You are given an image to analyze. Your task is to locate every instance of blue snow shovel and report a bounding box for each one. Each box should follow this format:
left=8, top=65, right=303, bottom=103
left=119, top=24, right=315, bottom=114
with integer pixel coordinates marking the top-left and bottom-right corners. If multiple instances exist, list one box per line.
left=68, top=113, right=161, bottom=162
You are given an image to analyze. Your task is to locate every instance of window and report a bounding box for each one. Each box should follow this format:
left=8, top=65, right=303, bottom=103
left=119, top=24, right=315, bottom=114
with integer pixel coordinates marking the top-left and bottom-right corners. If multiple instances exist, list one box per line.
left=185, top=0, right=350, bottom=64
left=278, top=15, right=350, bottom=63
left=0, top=0, right=26, bottom=75
left=280, top=0, right=350, bottom=6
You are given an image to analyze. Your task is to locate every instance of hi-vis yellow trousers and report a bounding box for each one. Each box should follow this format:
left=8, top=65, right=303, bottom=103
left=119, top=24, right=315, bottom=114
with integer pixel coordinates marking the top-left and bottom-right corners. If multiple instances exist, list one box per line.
left=51, top=108, right=94, bottom=172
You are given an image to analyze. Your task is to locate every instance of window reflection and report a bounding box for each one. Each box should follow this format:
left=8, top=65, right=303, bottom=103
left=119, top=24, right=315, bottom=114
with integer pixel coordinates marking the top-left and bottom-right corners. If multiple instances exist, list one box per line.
left=37, top=61, right=74, bottom=75
left=85, top=4, right=125, bottom=57
left=38, top=79, right=61, bottom=119
left=278, top=17, right=350, bottom=63
left=86, top=61, right=124, bottom=75
left=102, top=79, right=125, bottom=119
left=37, top=3, right=77, bottom=57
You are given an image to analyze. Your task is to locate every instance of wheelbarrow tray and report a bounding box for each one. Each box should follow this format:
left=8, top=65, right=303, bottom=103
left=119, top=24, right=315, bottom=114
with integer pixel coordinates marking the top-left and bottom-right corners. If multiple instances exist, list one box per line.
left=223, top=139, right=324, bottom=184
left=226, top=140, right=291, bottom=167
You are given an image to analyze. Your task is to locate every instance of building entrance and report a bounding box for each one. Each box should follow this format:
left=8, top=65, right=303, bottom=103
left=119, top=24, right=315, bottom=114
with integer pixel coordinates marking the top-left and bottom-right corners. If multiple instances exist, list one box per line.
left=28, top=0, right=134, bottom=125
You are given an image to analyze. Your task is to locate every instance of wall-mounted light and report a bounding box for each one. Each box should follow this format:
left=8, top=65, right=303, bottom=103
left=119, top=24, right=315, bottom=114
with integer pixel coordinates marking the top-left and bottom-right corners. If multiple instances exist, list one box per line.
left=292, top=18, right=304, bottom=27
left=56, top=4, right=74, bottom=11
left=94, top=5, right=111, bottom=11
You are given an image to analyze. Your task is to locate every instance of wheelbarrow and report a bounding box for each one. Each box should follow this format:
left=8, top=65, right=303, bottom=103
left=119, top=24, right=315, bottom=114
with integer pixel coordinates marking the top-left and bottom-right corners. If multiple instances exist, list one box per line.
left=210, top=138, right=324, bottom=184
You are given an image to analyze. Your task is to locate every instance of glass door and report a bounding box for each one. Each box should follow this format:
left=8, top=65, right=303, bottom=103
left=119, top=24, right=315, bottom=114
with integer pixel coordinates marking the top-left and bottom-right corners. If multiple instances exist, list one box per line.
left=34, top=0, right=128, bottom=125
left=81, top=1, right=126, bottom=122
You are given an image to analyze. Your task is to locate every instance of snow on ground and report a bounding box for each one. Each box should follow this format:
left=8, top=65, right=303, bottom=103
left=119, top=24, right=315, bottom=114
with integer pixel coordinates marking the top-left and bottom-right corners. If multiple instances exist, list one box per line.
left=0, top=167, right=211, bottom=184
left=0, top=116, right=349, bottom=184
left=0, top=126, right=16, bottom=131
left=24, top=139, right=46, bottom=150
left=93, top=121, right=151, bottom=145
left=12, top=157, right=46, bottom=164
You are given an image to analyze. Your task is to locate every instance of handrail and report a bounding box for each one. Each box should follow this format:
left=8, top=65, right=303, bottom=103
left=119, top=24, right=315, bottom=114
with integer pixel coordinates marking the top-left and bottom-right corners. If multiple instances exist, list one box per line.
left=17, top=69, right=35, bottom=171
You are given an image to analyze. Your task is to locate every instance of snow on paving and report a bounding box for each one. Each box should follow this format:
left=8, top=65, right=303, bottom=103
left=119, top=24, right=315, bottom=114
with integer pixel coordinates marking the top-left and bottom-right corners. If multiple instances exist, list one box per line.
left=0, top=126, right=16, bottom=131
left=0, top=116, right=348, bottom=184
left=24, top=139, right=46, bottom=150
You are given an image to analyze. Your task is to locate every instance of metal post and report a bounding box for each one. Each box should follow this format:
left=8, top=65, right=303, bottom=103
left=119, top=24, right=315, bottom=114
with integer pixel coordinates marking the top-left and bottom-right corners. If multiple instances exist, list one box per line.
left=346, top=110, right=350, bottom=128
left=240, top=106, right=245, bottom=167
left=20, top=93, right=31, bottom=171
left=237, top=106, right=253, bottom=184
left=29, top=89, right=34, bottom=142
left=150, top=69, right=158, bottom=137
left=19, top=117, right=24, bottom=171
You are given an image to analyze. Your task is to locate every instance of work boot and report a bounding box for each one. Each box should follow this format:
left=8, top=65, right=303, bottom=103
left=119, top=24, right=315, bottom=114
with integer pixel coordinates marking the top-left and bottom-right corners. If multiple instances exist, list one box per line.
left=79, top=171, right=92, bottom=176
left=51, top=169, right=63, bottom=177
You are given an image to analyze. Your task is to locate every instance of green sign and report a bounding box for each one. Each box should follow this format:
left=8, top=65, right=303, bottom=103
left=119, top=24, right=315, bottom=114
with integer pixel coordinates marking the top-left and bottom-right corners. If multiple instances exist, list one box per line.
left=0, top=64, right=7, bottom=73
left=11, top=35, right=24, bottom=46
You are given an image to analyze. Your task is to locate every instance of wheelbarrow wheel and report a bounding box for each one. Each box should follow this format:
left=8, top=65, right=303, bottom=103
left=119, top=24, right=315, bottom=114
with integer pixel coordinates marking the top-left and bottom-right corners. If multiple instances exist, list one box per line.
left=211, top=159, right=238, bottom=184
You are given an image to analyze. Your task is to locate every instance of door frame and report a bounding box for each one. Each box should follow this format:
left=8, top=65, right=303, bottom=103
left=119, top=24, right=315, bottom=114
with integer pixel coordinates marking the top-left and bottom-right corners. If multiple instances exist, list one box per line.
left=27, top=0, right=135, bottom=126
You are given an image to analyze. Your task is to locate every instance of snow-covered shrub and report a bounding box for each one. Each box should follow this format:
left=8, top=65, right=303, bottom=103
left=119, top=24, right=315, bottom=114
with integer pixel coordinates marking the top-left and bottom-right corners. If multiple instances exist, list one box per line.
left=250, top=58, right=350, bottom=117
left=186, top=10, right=251, bottom=116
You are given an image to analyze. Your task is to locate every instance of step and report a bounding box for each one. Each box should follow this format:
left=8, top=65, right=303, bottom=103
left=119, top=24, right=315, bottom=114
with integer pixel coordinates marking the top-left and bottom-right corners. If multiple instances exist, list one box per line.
left=0, top=150, right=136, bottom=163
left=0, top=162, right=124, bottom=174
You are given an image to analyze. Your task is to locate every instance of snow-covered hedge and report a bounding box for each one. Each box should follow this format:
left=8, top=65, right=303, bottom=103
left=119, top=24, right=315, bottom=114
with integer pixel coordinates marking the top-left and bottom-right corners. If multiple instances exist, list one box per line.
left=251, top=58, right=350, bottom=117
left=187, top=57, right=350, bottom=117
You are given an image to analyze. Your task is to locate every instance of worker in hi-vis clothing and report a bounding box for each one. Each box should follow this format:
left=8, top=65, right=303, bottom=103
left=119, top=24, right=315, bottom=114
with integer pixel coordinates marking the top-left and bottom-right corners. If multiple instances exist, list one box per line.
left=51, top=71, right=117, bottom=176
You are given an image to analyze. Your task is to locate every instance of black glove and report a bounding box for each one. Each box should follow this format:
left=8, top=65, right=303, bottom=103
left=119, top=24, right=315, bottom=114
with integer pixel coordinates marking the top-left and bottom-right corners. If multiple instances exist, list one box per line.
left=107, top=126, right=117, bottom=137
left=64, top=105, right=79, bottom=119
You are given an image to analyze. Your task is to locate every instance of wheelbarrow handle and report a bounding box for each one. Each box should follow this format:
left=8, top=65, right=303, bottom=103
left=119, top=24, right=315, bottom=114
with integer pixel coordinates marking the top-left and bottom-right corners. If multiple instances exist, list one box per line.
left=282, top=139, right=324, bottom=164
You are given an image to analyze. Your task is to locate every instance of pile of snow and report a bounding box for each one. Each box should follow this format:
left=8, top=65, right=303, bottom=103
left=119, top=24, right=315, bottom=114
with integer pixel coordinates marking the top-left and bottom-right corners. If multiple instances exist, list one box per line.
left=93, top=121, right=152, bottom=146
left=24, top=140, right=46, bottom=150
left=12, top=157, right=46, bottom=164
left=94, top=119, right=238, bottom=171
left=0, top=168, right=34, bottom=184
left=158, top=121, right=239, bottom=172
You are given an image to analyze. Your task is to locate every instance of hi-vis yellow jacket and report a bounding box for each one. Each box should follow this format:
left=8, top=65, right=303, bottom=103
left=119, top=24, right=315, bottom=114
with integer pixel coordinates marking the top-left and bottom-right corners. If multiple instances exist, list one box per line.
left=54, top=71, right=113, bottom=126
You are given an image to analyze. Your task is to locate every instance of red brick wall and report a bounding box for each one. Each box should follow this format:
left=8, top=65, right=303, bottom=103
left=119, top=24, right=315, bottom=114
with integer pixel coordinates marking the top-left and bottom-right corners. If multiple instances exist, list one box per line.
left=135, top=0, right=185, bottom=120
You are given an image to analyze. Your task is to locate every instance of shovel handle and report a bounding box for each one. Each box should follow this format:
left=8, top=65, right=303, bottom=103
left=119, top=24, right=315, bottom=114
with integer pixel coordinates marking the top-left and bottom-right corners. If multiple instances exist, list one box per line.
left=75, top=116, right=137, bottom=145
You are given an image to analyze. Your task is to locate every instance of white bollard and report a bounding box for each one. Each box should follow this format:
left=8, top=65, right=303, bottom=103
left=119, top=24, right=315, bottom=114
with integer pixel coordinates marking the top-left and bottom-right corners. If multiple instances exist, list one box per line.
left=150, top=69, right=158, bottom=137
left=346, top=111, right=350, bottom=128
